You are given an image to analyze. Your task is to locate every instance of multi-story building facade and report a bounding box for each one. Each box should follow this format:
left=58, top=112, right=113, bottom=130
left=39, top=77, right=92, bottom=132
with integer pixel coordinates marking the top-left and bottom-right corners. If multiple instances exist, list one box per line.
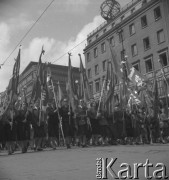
left=18, top=61, right=80, bottom=103
left=84, top=0, right=169, bottom=100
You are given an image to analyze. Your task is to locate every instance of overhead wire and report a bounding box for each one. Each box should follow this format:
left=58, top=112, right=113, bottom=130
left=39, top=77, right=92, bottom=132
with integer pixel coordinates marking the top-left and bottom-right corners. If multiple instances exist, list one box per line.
left=1, top=0, right=55, bottom=66
left=52, top=38, right=87, bottom=64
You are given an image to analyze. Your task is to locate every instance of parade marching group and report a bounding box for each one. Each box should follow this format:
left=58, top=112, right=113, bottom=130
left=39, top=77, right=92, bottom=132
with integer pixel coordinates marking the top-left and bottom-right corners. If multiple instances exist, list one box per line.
left=0, top=96, right=169, bottom=155
left=0, top=41, right=169, bottom=155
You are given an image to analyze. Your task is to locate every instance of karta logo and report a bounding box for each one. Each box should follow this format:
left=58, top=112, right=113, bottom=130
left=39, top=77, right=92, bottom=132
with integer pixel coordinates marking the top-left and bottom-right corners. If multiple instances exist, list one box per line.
left=96, top=158, right=168, bottom=179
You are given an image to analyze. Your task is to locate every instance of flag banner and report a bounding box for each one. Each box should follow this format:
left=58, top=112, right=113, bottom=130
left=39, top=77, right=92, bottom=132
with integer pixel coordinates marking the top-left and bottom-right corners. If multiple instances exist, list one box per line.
left=19, top=87, right=28, bottom=109
left=30, top=46, right=45, bottom=104
left=158, top=58, right=169, bottom=97
left=11, top=48, right=21, bottom=104
left=67, top=54, right=78, bottom=112
left=104, top=61, right=117, bottom=109
left=152, top=73, right=159, bottom=118
left=1, top=48, right=21, bottom=117
left=107, top=39, right=123, bottom=81
left=162, top=78, right=169, bottom=97
left=79, top=54, right=90, bottom=102
left=41, top=87, right=48, bottom=111
left=126, top=61, right=148, bottom=87
left=30, top=78, right=41, bottom=104
left=57, top=82, right=63, bottom=108
left=47, top=67, right=54, bottom=100
left=127, top=88, right=141, bottom=105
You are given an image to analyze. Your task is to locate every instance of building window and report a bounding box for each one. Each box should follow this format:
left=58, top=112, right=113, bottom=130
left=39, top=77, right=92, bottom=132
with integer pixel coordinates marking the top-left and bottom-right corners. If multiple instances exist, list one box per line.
left=145, top=58, right=153, bottom=73
left=131, top=44, right=138, bottom=56
left=88, top=39, right=92, bottom=44
left=96, top=34, right=99, bottom=39
left=110, top=36, right=115, bottom=46
left=121, top=49, right=126, bottom=60
left=102, top=60, right=106, bottom=71
left=143, top=37, right=150, bottom=51
left=118, top=30, right=124, bottom=42
left=103, top=29, right=107, bottom=33
left=121, top=15, right=124, bottom=21
left=154, top=6, right=161, bottom=20
left=129, top=23, right=136, bottom=36
left=142, top=0, right=147, bottom=6
left=141, top=15, right=147, bottom=28
left=95, top=64, right=99, bottom=75
left=131, top=8, right=135, bottom=14
left=88, top=68, right=92, bottom=79
left=89, top=83, right=93, bottom=95
left=132, top=62, right=140, bottom=72
left=101, top=42, right=106, bottom=53
left=159, top=51, right=168, bottom=67
left=95, top=80, right=100, bottom=93
left=87, top=52, right=90, bottom=62
left=157, top=29, right=165, bottom=44
left=94, top=47, right=98, bottom=58
left=112, top=22, right=115, bottom=28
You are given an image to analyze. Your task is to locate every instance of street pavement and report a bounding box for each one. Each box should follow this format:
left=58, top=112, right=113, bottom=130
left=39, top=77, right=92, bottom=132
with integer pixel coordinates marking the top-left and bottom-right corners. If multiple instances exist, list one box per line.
left=0, top=144, right=169, bottom=180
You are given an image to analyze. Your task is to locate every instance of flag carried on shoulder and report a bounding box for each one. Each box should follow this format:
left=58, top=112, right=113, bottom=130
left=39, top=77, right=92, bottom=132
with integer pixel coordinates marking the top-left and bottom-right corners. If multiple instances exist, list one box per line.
left=104, top=60, right=117, bottom=106
left=125, top=60, right=151, bottom=88
left=107, top=38, right=123, bottom=81
left=79, top=53, right=90, bottom=103
left=9, top=47, right=21, bottom=104
left=57, top=81, right=63, bottom=108
left=67, top=53, right=78, bottom=112
left=30, top=46, right=45, bottom=104
left=46, top=65, right=54, bottom=100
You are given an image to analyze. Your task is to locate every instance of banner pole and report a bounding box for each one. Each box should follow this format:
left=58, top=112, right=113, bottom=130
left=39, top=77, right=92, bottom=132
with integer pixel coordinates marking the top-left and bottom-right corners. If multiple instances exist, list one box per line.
left=97, top=79, right=106, bottom=116
left=51, top=78, right=65, bottom=146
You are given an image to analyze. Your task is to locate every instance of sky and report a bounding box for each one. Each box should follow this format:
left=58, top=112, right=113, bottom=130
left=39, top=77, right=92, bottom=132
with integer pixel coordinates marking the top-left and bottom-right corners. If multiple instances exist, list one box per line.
left=0, top=0, right=131, bottom=92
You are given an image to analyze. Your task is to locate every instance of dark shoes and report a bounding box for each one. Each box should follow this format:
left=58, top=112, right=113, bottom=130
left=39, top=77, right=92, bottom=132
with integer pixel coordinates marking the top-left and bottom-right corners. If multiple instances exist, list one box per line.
left=37, top=148, right=43, bottom=151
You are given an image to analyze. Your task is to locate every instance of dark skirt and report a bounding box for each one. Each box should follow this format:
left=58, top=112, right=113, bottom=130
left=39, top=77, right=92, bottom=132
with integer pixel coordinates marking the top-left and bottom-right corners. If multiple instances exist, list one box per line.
left=17, top=122, right=30, bottom=141
left=4, top=123, right=17, bottom=142
left=34, top=124, right=46, bottom=138
left=99, top=125, right=109, bottom=138
left=90, top=118, right=100, bottom=135
left=78, top=124, right=87, bottom=136
left=62, top=122, right=73, bottom=137
left=0, top=121, right=4, bottom=143
left=48, top=123, right=59, bottom=138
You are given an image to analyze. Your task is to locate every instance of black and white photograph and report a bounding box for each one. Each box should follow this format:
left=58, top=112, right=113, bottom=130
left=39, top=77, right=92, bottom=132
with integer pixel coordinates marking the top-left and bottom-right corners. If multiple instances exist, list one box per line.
left=0, top=0, right=169, bottom=179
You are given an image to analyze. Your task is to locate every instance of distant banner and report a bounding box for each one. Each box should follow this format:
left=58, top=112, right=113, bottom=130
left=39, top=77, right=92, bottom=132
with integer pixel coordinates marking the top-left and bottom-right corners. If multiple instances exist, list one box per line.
left=128, top=67, right=147, bottom=87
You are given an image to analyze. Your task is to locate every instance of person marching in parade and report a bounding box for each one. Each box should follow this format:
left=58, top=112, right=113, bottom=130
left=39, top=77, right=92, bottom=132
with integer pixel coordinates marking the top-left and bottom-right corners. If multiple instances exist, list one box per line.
left=32, top=101, right=45, bottom=151
left=59, top=98, right=74, bottom=149
left=46, top=103, right=59, bottom=150
left=75, top=99, right=88, bottom=147
left=16, top=102, right=30, bottom=153
left=87, top=102, right=99, bottom=146
left=97, top=110, right=109, bottom=145
left=3, top=108, right=17, bottom=155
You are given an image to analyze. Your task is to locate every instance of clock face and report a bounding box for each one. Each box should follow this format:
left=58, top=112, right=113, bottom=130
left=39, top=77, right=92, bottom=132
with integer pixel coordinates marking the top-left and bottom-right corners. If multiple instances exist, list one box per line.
left=100, top=0, right=121, bottom=21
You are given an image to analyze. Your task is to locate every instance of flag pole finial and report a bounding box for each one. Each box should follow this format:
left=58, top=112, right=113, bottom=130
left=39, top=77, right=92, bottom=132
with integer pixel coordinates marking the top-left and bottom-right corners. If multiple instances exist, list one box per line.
left=42, top=45, right=45, bottom=55
left=68, top=52, right=72, bottom=57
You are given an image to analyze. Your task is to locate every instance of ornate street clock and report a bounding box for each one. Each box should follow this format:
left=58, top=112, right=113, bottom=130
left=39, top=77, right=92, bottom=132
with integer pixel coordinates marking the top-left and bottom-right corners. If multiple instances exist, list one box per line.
left=100, top=0, right=121, bottom=21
